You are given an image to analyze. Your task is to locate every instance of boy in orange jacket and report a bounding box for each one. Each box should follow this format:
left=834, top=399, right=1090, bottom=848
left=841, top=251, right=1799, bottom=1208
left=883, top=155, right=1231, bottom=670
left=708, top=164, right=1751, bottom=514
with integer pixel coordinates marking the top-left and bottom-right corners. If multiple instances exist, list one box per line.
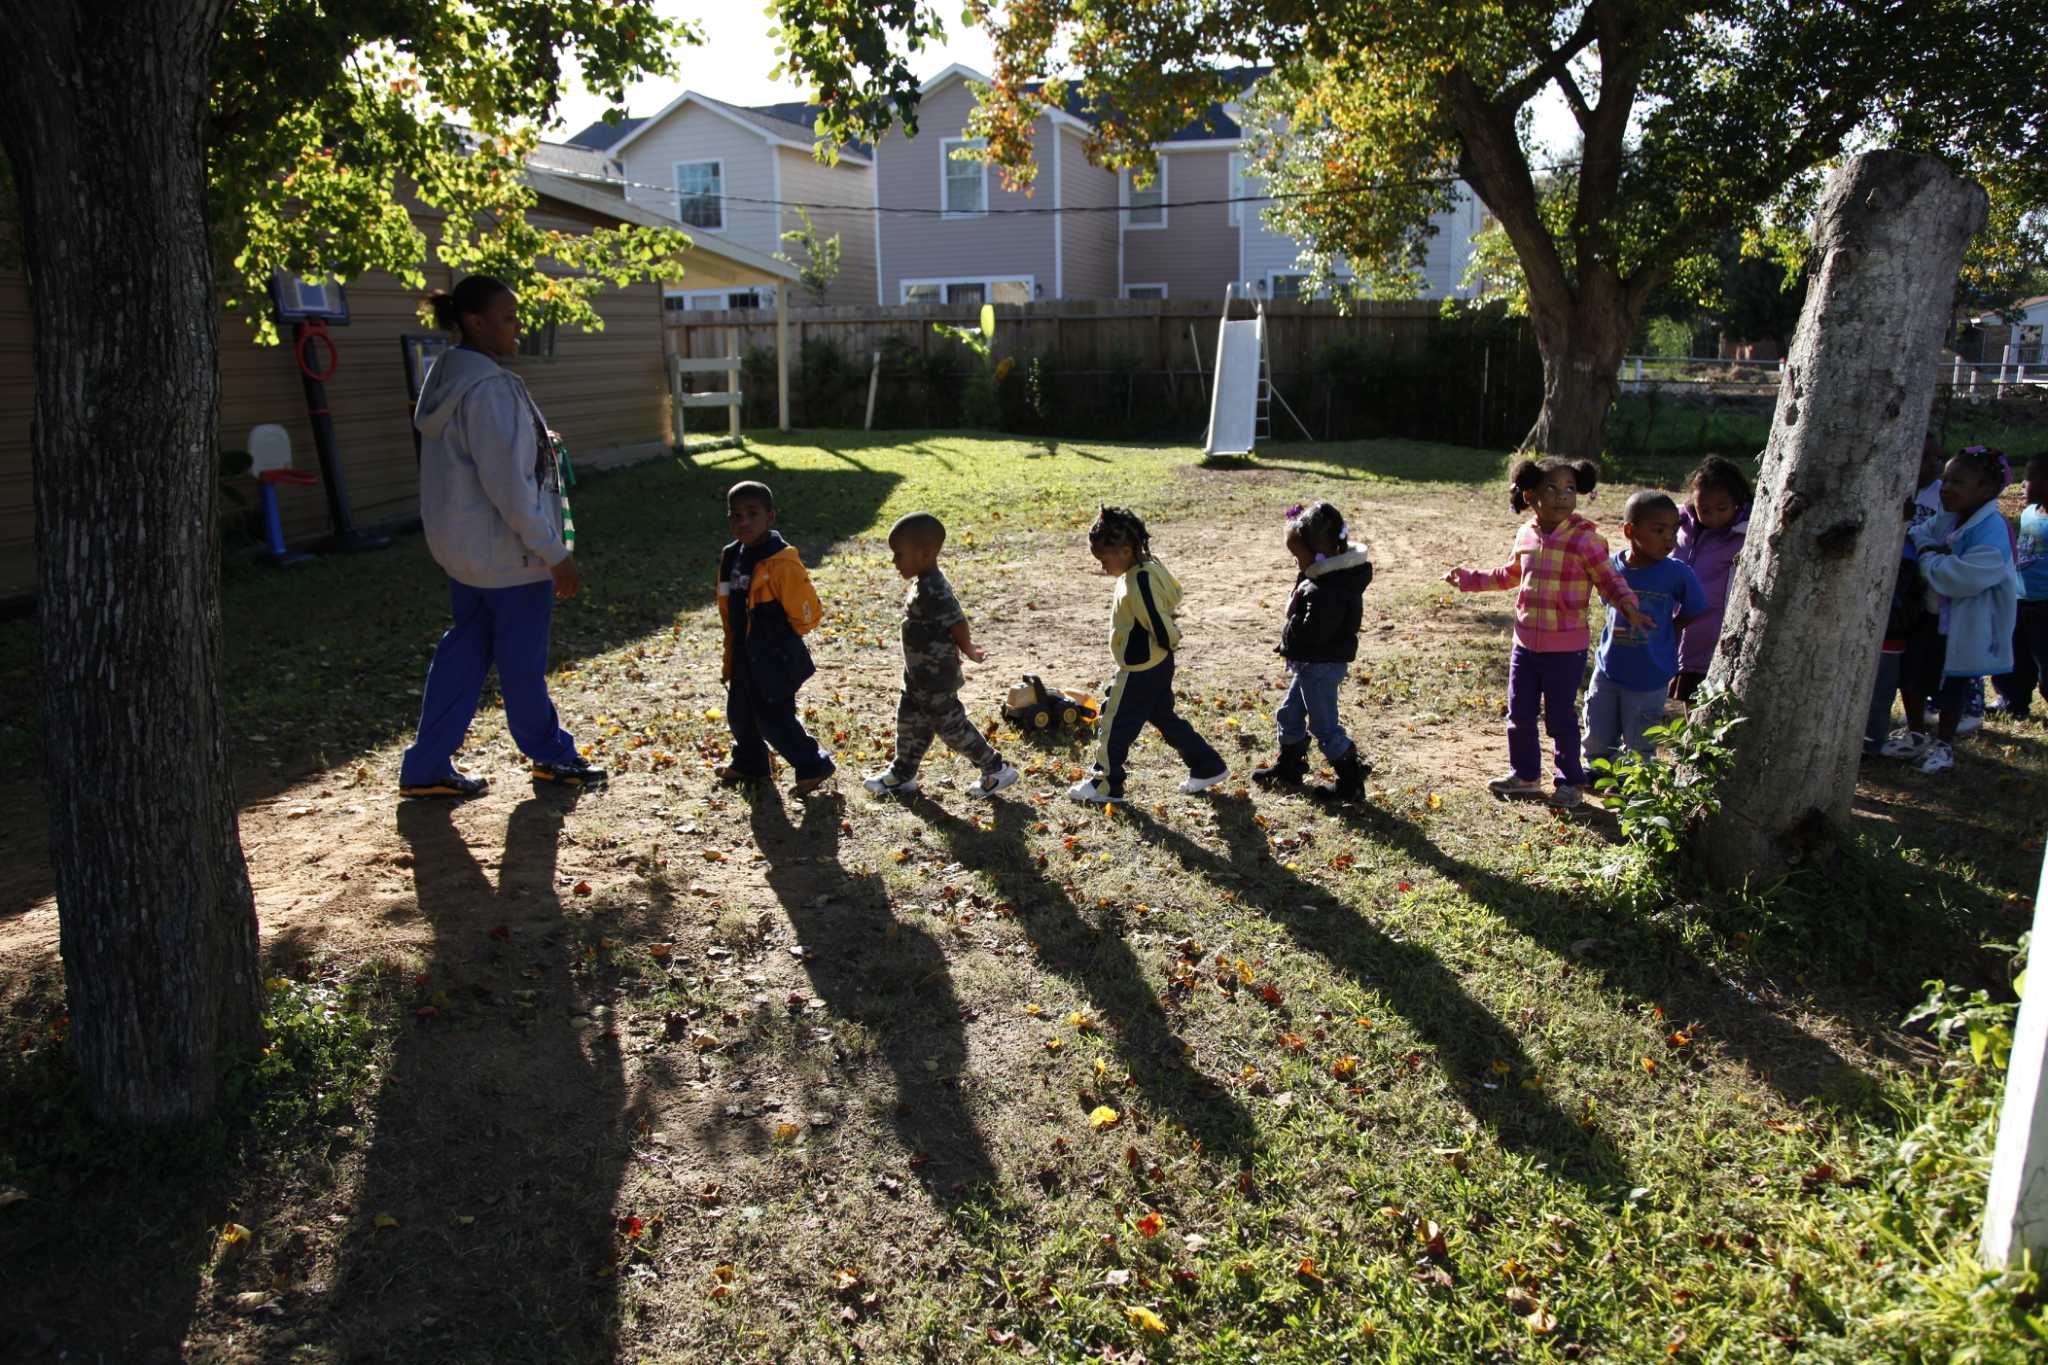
left=716, top=481, right=834, bottom=793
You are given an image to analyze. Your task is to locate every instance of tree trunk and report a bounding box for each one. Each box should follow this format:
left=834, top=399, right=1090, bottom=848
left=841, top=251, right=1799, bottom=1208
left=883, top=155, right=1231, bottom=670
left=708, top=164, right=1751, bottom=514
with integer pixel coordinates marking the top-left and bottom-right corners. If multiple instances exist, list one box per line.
left=1520, top=280, right=1637, bottom=460
left=0, top=0, right=261, bottom=1121
left=1694, top=152, right=1986, bottom=883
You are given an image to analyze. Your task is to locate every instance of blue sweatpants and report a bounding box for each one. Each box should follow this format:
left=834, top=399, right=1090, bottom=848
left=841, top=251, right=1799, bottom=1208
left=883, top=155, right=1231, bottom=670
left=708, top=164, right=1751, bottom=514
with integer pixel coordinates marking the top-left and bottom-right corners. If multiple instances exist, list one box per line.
left=1275, top=661, right=1354, bottom=761
left=1092, top=654, right=1226, bottom=796
left=1582, top=667, right=1670, bottom=763
left=400, top=578, right=581, bottom=785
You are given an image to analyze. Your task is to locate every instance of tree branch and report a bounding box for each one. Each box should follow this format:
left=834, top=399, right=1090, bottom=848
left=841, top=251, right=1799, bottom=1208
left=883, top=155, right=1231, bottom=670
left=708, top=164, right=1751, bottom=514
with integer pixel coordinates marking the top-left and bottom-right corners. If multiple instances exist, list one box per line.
left=1499, top=7, right=1599, bottom=114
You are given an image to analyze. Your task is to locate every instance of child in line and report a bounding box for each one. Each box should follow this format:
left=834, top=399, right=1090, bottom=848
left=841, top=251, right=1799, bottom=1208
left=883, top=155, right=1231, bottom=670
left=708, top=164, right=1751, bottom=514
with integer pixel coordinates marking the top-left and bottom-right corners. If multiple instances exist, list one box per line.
left=716, top=480, right=835, bottom=794
left=1990, top=452, right=2048, bottom=720
left=1669, top=456, right=1751, bottom=702
left=863, top=513, right=1020, bottom=798
left=1886, top=446, right=2021, bottom=775
left=1861, top=508, right=1925, bottom=757
left=1445, top=458, right=1651, bottom=809
left=1584, top=491, right=1705, bottom=767
left=1910, top=435, right=1989, bottom=737
left=1251, top=501, right=1375, bottom=803
left=1068, top=507, right=1230, bottom=805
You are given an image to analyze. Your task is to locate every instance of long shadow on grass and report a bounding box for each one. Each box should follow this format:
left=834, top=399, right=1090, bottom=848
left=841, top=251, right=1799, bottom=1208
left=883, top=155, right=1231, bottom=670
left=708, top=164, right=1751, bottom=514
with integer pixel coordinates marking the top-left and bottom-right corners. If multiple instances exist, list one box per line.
left=1322, top=799, right=1887, bottom=1114
left=318, top=797, right=649, bottom=1362
left=1121, top=797, right=1628, bottom=1194
left=749, top=790, right=998, bottom=1199
left=924, top=799, right=1259, bottom=1164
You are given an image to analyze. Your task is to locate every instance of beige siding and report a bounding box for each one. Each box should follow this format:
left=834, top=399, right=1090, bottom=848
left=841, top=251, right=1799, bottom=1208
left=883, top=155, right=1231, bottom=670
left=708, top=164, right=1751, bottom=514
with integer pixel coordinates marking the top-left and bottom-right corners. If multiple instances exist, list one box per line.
left=874, top=78, right=1056, bottom=302
left=1057, top=130, right=1120, bottom=299
left=776, top=146, right=876, bottom=308
left=0, top=199, right=670, bottom=596
left=1124, top=148, right=1237, bottom=303
left=616, top=102, right=782, bottom=259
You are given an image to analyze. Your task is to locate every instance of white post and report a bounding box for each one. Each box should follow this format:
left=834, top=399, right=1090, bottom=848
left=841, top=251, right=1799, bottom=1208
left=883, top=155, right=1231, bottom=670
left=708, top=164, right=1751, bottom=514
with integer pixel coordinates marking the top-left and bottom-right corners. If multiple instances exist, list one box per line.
left=776, top=284, right=791, bottom=432
left=727, top=327, right=741, bottom=441
left=1982, top=848, right=2048, bottom=1266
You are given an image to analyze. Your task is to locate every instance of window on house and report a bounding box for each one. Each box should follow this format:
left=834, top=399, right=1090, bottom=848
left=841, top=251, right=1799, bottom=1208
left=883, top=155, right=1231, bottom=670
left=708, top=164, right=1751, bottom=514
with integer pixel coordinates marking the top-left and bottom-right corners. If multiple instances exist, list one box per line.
left=517, top=320, right=558, bottom=358
left=675, top=160, right=724, bottom=230
left=990, top=280, right=1031, bottom=305
left=1270, top=275, right=1307, bottom=301
left=1125, top=284, right=1167, bottom=301
left=947, top=281, right=987, bottom=305
left=943, top=139, right=987, bottom=217
left=1126, top=164, right=1166, bottom=228
left=904, top=283, right=943, bottom=304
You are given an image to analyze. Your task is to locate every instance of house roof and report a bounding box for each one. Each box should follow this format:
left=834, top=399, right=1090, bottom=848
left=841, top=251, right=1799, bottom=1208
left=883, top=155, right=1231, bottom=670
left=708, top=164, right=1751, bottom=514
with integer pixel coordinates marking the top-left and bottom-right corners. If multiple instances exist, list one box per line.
left=921, top=62, right=1268, bottom=144
left=595, top=91, right=873, bottom=164
left=565, top=116, right=646, bottom=150
left=526, top=138, right=624, bottom=183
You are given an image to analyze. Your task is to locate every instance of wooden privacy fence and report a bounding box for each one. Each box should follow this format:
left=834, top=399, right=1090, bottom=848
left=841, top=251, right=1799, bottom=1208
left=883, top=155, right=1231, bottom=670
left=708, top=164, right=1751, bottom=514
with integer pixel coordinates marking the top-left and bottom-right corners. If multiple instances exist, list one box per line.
left=665, top=298, right=1545, bottom=448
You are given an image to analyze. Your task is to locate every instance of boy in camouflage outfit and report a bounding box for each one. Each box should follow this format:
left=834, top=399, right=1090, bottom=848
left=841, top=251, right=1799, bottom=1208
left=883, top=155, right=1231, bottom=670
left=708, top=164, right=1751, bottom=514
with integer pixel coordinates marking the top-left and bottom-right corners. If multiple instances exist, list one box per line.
left=864, top=514, right=1020, bottom=798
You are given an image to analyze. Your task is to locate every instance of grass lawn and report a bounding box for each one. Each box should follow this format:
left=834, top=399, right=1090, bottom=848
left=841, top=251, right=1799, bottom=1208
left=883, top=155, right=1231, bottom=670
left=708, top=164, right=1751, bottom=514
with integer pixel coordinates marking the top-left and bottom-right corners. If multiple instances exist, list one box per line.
left=1, top=433, right=2043, bottom=1362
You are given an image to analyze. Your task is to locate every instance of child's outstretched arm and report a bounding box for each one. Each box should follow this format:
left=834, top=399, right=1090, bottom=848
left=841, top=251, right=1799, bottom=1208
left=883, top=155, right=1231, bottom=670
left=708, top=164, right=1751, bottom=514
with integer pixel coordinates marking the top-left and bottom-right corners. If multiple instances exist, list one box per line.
left=950, top=619, right=987, bottom=663
left=1578, top=538, right=1652, bottom=631
left=1442, top=554, right=1522, bottom=592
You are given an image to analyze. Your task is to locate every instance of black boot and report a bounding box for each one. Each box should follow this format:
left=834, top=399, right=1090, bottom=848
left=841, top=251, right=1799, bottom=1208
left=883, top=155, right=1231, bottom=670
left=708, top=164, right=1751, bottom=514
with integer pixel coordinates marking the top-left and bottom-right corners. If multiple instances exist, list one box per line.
left=1252, top=739, right=1310, bottom=789
left=1310, top=748, right=1372, bottom=803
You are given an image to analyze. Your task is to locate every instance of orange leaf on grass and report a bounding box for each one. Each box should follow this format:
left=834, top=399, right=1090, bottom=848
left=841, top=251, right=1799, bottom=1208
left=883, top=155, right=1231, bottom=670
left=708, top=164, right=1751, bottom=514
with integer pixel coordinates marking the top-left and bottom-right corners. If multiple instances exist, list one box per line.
left=1136, top=1212, right=1165, bottom=1238
left=572, top=881, right=593, bottom=896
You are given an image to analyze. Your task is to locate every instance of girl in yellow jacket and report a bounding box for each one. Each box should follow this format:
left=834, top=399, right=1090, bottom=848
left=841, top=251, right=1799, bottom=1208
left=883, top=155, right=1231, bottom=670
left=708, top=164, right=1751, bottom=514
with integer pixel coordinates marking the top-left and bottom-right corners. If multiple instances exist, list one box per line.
left=1068, top=507, right=1230, bottom=804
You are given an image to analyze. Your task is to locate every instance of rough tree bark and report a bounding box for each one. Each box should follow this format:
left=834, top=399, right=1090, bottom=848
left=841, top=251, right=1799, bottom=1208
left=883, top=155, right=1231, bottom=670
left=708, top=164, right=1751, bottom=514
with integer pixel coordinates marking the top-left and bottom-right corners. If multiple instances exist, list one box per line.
left=1694, top=151, right=1987, bottom=884
left=0, top=0, right=261, bottom=1120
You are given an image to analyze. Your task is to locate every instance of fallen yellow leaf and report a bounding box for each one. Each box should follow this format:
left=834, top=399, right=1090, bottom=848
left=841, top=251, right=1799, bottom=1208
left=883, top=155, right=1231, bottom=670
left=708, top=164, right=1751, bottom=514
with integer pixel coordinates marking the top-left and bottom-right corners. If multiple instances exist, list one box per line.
left=373, top=1213, right=400, bottom=1230
left=1127, top=1306, right=1169, bottom=1335
left=773, top=1122, right=802, bottom=1143
left=1088, top=1105, right=1121, bottom=1130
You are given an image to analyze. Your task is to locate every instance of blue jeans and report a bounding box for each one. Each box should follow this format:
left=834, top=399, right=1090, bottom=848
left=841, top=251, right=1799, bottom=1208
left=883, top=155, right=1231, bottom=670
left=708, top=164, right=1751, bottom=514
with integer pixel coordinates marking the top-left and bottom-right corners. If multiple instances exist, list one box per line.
left=400, top=578, right=581, bottom=785
left=726, top=666, right=834, bottom=781
left=1582, top=667, right=1669, bottom=763
left=1276, top=662, right=1353, bottom=760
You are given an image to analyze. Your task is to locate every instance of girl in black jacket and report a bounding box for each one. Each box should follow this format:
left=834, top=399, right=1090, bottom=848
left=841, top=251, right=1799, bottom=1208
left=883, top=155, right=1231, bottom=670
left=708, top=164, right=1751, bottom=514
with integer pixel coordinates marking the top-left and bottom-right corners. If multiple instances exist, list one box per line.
left=1254, top=502, right=1375, bottom=801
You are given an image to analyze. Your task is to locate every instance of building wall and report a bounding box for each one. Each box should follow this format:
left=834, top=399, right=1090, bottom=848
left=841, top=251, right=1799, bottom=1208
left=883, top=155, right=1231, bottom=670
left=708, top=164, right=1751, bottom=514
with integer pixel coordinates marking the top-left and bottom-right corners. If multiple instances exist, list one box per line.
left=1123, top=148, right=1238, bottom=302
left=1240, top=162, right=1482, bottom=301
left=1057, top=130, right=1120, bottom=300
left=775, top=146, right=876, bottom=308
left=0, top=199, right=673, bottom=596
left=873, top=78, right=1057, bottom=303
left=617, top=101, right=781, bottom=259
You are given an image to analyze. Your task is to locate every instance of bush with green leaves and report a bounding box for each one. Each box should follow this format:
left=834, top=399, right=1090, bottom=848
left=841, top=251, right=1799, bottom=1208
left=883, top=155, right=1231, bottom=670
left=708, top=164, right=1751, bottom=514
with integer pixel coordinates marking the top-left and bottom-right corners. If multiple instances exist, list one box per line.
left=1590, top=690, right=1742, bottom=862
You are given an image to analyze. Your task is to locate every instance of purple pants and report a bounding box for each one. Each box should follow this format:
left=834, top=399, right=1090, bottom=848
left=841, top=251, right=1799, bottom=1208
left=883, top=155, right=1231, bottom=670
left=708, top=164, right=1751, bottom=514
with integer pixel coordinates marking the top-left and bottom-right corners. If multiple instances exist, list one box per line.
left=1507, top=645, right=1587, bottom=786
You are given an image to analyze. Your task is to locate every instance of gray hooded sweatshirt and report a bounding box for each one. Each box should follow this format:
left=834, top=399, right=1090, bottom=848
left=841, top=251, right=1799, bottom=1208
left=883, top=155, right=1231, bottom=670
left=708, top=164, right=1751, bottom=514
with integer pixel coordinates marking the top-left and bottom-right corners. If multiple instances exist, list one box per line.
left=413, top=346, right=567, bottom=589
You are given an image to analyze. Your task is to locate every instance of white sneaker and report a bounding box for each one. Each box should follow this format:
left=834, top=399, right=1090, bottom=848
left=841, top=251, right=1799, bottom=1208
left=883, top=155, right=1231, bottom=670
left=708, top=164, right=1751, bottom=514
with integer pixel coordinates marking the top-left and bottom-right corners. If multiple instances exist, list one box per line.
left=1879, top=728, right=1929, bottom=759
left=1954, top=712, right=1982, bottom=738
left=862, top=770, right=918, bottom=797
left=1549, top=783, right=1584, bottom=809
left=1916, top=739, right=1955, bottom=774
left=975, top=764, right=1020, bottom=797
left=1067, top=775, right=1116, bottom=804
left=1178, top=768, right=1229, bottom=795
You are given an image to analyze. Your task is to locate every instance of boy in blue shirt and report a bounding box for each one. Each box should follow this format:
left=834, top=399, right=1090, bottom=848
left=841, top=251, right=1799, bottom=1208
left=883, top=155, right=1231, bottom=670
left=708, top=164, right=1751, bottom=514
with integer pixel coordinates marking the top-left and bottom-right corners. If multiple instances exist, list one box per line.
left=1584, top=491, right=1707, bottom=766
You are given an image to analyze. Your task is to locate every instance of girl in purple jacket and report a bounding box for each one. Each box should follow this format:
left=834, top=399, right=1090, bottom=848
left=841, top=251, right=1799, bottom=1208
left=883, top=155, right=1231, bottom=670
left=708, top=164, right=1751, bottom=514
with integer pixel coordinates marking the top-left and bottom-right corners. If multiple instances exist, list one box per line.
left=1669, top=457, right=1753, bottom=703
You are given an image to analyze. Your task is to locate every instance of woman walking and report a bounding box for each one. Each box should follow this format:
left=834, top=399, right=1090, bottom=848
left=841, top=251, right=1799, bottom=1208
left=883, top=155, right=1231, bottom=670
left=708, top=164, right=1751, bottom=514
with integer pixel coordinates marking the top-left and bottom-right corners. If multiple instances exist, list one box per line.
left=397, top=274, right=604, bottom=797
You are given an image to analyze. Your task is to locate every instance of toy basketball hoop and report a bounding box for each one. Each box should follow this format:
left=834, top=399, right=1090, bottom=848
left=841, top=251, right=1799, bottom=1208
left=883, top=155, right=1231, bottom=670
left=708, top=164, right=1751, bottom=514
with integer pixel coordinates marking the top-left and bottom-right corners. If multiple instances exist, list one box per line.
left=247, top=424, right=316, bottom=566
left=268, top=270, right=389, bottom=553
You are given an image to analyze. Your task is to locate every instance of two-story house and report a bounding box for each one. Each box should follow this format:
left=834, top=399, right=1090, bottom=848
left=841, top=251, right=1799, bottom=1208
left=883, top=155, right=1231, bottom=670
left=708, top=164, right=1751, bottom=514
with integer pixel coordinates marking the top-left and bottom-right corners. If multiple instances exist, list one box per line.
left=875, top=65, right=1483, bottom=306
left=567, top=94, right=877, bottom=310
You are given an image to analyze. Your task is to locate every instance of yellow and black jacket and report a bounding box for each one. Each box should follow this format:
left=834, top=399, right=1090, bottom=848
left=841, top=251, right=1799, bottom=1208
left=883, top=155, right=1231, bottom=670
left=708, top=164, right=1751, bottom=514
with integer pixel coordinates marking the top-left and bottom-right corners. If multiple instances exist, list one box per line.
left=1108, top=558, right=1186, bottom=672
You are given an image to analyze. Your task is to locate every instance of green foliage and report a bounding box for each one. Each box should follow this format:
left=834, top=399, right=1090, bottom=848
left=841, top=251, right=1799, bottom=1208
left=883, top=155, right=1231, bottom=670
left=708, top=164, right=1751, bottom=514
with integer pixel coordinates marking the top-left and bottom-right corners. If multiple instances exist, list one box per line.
left=208, top=1, right=698, bottom=341
left=222, top=974, right=387, bottom=1139
left=777, top=206, right=844, bottom=305
left=1591, top=692, right=1743, bottom=865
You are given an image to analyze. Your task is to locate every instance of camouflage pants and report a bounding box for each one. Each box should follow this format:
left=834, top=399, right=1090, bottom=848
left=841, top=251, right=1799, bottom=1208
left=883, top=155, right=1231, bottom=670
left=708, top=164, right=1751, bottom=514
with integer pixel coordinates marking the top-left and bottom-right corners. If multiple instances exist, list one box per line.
left=891, top=688, right=1002, bottom=780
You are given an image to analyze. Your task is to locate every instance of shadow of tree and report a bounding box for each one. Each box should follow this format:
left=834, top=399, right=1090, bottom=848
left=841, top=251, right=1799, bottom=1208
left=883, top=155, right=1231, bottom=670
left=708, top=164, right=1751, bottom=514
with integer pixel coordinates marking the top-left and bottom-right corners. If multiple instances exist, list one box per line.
left=1120, top=797, right=1630, bottom=1195
left=747, top=790, right=998, bottom=1200
left=923, top=799, right=1260, bottom=1164
left=318, top=796, right=648, bottom=1361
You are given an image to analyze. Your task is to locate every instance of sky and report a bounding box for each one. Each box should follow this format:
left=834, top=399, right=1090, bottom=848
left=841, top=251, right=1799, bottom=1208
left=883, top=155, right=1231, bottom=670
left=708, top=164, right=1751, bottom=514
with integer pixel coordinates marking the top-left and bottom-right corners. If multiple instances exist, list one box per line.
left=549, top=3, right=1578, bottom=156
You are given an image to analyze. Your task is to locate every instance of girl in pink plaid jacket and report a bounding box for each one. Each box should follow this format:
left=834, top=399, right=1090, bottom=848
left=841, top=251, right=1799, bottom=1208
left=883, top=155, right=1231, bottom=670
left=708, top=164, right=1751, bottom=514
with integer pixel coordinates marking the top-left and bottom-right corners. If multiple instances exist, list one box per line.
left=1444, top=458, right=1651, bottom=808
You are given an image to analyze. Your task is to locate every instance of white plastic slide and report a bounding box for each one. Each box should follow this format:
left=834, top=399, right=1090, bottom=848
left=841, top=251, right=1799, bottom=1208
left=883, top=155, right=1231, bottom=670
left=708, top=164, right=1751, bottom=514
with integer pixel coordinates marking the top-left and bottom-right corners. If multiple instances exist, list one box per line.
left=1203, top=317, right=1261, bottom=456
